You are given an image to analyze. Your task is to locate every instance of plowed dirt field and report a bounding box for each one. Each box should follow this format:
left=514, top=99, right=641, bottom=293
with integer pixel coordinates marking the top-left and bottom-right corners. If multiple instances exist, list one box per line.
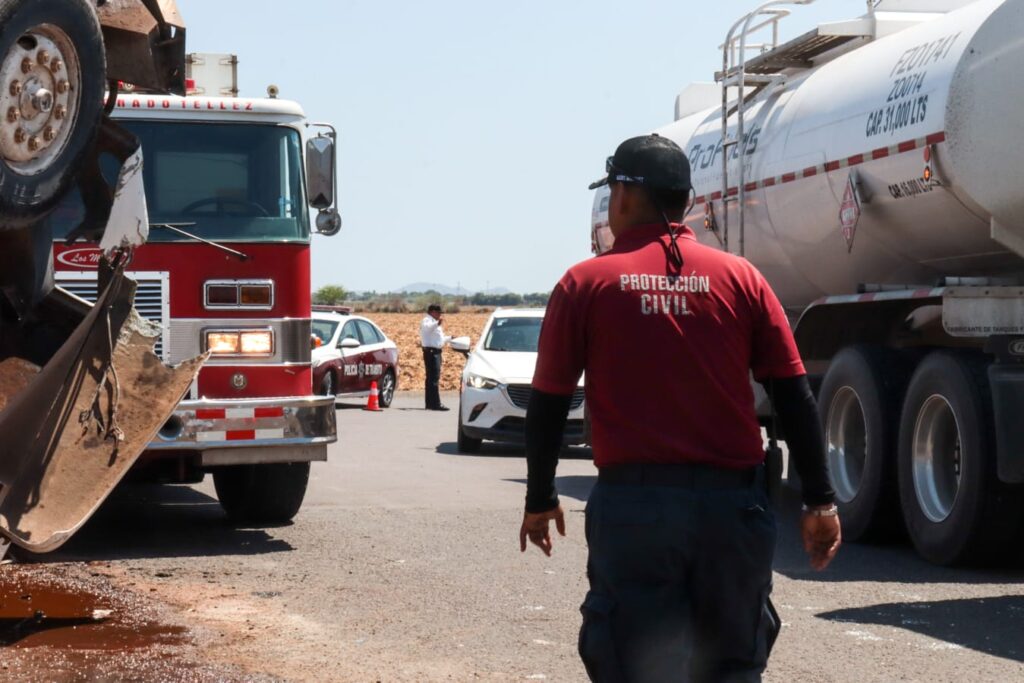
left=369, top=312, right=491, bottom=393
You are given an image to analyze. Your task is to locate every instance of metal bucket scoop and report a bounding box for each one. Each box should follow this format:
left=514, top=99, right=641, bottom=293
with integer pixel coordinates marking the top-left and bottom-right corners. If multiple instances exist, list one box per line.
left=0, top=267, right=203, bottom=553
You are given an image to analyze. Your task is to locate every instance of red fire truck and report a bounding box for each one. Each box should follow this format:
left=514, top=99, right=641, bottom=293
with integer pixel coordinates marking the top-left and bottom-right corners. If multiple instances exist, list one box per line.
left=47, top=83, right=339, bottom=523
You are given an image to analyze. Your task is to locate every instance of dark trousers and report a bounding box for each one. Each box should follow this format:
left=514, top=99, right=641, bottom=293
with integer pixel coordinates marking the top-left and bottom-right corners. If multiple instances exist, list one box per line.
left=423, top=347, right=442, bottom=409
left=579, top=467, right=779, bottom=683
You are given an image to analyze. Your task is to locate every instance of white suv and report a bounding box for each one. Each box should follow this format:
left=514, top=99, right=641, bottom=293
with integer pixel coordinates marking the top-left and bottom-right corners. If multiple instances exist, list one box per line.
left=453, top=309, right=586, bottom=453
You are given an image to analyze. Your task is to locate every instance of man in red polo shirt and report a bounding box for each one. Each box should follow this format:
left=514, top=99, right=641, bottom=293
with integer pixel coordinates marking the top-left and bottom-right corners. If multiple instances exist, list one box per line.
left=519, top=135, right=841, bottom=682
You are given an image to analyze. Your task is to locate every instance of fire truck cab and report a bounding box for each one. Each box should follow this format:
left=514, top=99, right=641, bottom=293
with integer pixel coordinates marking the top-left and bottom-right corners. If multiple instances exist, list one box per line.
left=48, top=78, right=339, bottom=523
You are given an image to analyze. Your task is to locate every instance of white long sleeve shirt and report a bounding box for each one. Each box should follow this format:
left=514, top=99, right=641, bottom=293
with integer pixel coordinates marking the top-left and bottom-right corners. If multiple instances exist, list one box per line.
left=420, top=315, right=452, bottom=349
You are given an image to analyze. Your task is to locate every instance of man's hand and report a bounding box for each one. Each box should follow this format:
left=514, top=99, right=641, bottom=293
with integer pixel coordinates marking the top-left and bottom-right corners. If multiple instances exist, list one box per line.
left=519, top=506, right=566, bottom=557
left=801, top=508, right=841, bottom=571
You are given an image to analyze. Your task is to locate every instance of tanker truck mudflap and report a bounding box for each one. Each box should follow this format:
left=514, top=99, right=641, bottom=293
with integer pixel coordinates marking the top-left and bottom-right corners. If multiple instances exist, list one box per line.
left=0, top=266, right=204, bottom=553
left=986, top=335, right=1024, bottom=485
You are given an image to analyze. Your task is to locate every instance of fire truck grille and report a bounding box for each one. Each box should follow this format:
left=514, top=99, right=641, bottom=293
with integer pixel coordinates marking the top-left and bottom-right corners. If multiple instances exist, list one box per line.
left=54, top=272, right=168, bottom=360
left=505, top=384, right=585, bottom=411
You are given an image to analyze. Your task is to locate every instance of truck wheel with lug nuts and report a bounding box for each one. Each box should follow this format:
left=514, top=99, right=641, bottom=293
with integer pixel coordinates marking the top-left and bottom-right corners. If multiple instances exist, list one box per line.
left=818, top=346, right=910, bottom=541
left=212, top=462, right=311, bottom=524
left=0, top=0, right=105, bottom=224
left=457, top=403, right=482, bottom=454
left=897, top=352, right=1023, bottom=565
left=378, top=369, right=396, bottom=408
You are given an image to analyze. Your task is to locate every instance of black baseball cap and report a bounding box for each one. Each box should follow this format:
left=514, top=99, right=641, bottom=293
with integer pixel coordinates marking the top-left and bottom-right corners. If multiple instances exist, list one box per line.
left=589, top=134, right=692, bottom=193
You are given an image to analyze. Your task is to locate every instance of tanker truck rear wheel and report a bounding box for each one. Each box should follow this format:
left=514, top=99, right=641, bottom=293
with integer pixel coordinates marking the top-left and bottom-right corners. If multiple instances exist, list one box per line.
left=818, top=346, right=909, bottom=541
left=0, top=0, right=105, bottom=225
left=213, top=462, right=311, bottom=524
left=897, top=352, right=1023, bottom=565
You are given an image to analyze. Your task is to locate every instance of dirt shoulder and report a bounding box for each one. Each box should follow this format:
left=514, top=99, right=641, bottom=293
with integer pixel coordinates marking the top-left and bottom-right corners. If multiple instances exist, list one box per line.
left=0, top=561, right=277, bottom=682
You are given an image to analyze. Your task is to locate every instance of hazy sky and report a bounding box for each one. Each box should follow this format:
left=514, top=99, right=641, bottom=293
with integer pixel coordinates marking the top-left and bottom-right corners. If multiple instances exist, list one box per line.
left=179, top=0, right=854, bottom=293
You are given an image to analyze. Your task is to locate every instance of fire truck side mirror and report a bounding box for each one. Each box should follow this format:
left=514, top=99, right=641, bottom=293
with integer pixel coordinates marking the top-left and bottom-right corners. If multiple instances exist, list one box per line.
left=315, top=209, right=342, bottom=236
left=306, top=135, right=336, bottom=210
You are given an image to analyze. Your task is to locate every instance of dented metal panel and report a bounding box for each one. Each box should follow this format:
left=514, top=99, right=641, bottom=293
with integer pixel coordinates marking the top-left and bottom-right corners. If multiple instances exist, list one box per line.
left=0, top=268, right=203, bottom=552
left=97, top=0, right=187, bottom=95
left=943, top=287, right=1024, bottom=337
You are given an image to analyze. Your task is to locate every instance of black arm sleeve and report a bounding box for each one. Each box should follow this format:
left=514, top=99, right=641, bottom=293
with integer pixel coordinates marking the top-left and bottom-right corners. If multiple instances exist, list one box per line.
left=524, top=389, right=573, bottom=513
left=762, top=375, right=836, bottom=506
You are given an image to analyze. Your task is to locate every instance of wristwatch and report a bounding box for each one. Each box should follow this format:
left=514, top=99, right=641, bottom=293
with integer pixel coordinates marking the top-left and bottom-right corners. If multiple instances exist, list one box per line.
left=801, top=503, right=839, bottom=517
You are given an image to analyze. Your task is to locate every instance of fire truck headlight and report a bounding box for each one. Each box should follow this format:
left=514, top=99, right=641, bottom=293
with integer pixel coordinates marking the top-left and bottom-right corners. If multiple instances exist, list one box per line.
left=205, top=329, right=274, bottom=356
left=206, top=331, right=241, bottom=354
left=240, top=330, right=274, bottom=355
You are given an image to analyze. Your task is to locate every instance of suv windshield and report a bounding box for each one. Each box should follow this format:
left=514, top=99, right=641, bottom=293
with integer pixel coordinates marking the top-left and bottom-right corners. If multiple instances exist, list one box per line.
left=50, top=121, right=309, bottom=243
left=484, top=316, right=543, bottom=352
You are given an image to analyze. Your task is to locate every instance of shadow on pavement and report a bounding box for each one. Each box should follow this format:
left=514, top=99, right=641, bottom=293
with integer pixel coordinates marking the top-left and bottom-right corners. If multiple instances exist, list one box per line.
left=818, top=595, right=1024, bottom=662
left=551, top=475, right=596, bottom=504
left=772, top=484, right=1024, bottom=584
left=33, top=483, right=293, bottom=563
left=504, top=475, right=597, bottom=505
left=437, top=441, right=523, bottom=457
left=503, top=473, right=1024, bottom=583
left=436, top=441, right=593, bottom=460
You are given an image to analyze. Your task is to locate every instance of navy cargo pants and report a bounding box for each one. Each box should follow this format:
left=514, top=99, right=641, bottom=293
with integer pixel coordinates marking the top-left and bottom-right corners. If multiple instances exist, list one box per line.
left=579, top=465, right=780, bottom=682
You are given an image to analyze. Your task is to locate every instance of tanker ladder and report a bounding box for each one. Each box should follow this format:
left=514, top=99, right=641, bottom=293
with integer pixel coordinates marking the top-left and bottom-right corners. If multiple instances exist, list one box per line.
left=714, top=0, right=870, bottom=256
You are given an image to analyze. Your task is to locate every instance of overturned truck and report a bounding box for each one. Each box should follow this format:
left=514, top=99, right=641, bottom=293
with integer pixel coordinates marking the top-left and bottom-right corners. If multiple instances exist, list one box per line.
left=0, top=0, right=201, bottom=554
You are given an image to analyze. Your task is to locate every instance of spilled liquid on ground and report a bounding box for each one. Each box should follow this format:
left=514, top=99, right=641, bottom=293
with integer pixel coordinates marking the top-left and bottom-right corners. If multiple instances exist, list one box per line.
left=0, top=573, right=186, bottom=650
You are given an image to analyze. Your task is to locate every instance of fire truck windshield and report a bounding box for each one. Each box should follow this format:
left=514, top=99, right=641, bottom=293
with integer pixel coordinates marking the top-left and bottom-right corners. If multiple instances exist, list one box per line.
left=50, top=121, right=310, bottom=243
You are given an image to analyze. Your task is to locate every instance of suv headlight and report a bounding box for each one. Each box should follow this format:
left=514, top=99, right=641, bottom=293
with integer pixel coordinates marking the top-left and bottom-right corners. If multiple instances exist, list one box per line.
left=467, top=373, right=499, bottom=390
left=205, top=329, right=274, bottom=356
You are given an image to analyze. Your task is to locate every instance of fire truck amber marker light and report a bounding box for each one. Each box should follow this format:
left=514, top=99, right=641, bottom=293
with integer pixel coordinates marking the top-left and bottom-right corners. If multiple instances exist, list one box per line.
left=204, top=280, right=275, bottom=310
left=240, top=285, right=272, bottom=306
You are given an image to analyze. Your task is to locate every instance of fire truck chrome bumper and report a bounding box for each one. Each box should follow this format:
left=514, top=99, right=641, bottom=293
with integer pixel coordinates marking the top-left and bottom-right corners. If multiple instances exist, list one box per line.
left=147, top=395, right=338, bottom=454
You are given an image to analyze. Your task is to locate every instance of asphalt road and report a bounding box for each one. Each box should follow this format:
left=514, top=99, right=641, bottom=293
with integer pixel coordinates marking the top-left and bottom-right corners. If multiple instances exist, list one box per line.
left=12, top=391, right=1024, bottom=681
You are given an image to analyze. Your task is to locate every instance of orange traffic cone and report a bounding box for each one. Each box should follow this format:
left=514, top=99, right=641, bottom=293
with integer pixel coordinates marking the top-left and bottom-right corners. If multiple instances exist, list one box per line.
left=364, top=380, right=382, bottom=412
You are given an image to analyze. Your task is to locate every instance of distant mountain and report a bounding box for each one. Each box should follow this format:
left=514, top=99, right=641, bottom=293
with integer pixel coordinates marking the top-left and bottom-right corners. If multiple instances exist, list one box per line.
left=395, top=282, right=510, bottom=296
left=395, top=282, right=469, bottom=296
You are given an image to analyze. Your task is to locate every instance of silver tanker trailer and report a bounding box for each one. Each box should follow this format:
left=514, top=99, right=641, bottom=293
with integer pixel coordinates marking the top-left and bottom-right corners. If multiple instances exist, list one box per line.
left=592, top=0, right=1024, bottom=565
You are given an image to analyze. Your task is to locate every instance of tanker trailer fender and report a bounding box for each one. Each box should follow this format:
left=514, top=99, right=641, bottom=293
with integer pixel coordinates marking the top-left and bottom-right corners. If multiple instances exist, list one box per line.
left=792, top=288, right=947, bottom=368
